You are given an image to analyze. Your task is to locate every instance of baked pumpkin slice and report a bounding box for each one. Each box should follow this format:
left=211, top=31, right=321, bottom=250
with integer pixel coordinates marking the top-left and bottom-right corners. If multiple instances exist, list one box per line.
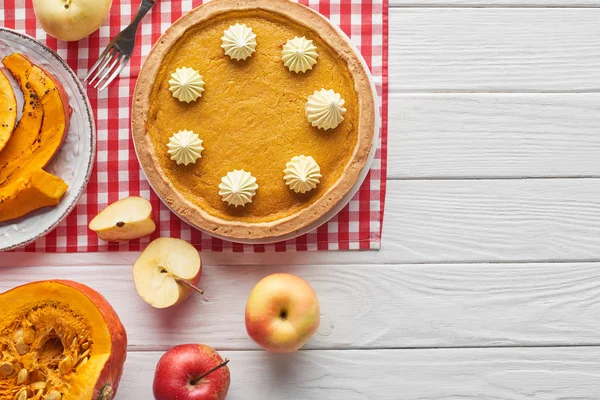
left=0, top=53, right=45, bottom=175
left=0, top=53, right=71, bottom=186
left=0, top=280, right=127, bottom=400
left=0, top=168, right=68, bottom=222
left=0, top=53, right=71, bottom=222
left=0, top=69, right=17, bottom=153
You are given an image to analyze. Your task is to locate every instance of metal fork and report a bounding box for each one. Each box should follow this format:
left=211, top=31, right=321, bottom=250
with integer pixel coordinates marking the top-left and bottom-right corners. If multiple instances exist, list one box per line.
left=85, top=0, right=156, bottom=91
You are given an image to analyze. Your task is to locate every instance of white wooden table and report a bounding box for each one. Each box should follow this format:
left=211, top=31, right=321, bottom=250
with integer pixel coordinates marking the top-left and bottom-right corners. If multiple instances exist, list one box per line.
left=3, top=1, right=600, bottom=398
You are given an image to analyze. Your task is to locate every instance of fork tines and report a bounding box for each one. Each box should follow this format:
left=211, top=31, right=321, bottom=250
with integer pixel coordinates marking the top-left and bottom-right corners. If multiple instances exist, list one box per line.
left=85, top=45, right=130, bottom=91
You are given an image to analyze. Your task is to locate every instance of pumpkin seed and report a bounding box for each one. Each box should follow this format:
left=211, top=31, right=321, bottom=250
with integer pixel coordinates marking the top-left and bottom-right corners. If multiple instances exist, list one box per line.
left=14, top=388, right=27, bottom=400
left=78, top=349, right=90, bottom=362
left=29, top=381, right=46, bottom=391
left=44, top=391, right=62, bottom=400
left=81, top=342, right=90, bottom=351
left=22, top=328, right=35, bottom=345
left=58, top=356, right=73, bottom=375
left=15, top=341, right=28, bottom=356
left=16, top=369, right=28, bottom=385
left=13, top=327, right=23, bottom=341
left=0, top=362, right=14, bottom=376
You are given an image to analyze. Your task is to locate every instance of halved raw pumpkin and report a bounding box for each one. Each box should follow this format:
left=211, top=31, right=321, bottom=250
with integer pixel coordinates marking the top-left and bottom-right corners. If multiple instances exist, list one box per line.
left=0, top=69, right=17, bottom=153
left=0, top=168, right=68, bottom=222
left=0, top=280, right=127, bottom=400
left=0, top=53, right=71, bottom=186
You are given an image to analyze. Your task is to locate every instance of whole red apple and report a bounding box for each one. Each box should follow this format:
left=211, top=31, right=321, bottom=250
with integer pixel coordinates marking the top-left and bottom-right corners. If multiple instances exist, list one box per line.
left=153, top=344, right=230, bottom=400
left=245, top=273, right=320, bottom=353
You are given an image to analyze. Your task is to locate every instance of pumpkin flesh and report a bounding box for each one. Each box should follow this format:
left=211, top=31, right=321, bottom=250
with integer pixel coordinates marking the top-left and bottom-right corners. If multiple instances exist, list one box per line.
left=0, top=53, right=71, bottom=222
left=0, top=280, right=127, bottom=400
left=0, top=69, right=17, bottom=153
left=0, top=53, right=71, bottom=187
left=0, top=168, right=68, bottom=222
left=0, top=53, right=44, bottom=179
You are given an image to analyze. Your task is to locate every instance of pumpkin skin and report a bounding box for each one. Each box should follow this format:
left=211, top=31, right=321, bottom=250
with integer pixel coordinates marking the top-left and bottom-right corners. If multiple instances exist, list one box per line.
left=0, top=280, right=127, bottom=400
left=0, top=69, right=17, bottom=153
left=0, top=167, right=68, bottom=222
left=0, top=53, right=71, bottom=186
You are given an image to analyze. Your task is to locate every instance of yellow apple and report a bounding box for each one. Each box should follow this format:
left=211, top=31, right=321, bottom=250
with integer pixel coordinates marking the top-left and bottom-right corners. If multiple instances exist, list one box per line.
left=245, top=273, right=320, bottom=353
left=133, top=238, right=203, bottom=309
left=89, top=196, right=156, bottom=242
left=33, top=0, right=113, bottom=42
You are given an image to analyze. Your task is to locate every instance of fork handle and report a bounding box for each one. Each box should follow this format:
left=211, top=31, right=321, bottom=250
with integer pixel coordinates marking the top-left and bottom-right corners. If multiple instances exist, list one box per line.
left=129, top=0, right=156, bottom=30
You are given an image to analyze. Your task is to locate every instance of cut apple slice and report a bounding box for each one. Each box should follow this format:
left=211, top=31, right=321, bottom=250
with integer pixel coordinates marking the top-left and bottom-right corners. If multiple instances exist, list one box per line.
left=0, top=69, right=17, bottom=153
left=89, top=196, right=156, bottom=242
left=133, top=238, right=202, bottom=309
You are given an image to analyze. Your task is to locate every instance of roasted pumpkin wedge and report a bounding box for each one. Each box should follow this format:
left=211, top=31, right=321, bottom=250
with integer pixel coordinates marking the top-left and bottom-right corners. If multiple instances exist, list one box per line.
left=0, top=53, right=44, bottom=163
left=0, top=168, right=68, bottom=222
left=0, top=53, right=71, bottom=186
left=0, top=280, right=127, bottom=400
left=0, top=69, right=17, bottom=153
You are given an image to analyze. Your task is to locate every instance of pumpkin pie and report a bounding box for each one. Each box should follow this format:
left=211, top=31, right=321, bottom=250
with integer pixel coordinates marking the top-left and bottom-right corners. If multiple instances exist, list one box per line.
left=132, top=0, right=376, bottom=241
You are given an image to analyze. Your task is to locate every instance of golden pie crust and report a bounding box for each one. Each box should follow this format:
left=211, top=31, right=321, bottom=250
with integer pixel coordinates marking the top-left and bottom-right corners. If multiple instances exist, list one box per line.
left=132, top=0, right=376, bottom=241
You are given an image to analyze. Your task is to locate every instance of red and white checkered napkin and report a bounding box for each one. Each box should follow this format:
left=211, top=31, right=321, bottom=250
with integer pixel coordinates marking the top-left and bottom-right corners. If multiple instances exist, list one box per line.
left=4, top=0, right=388, bottom=252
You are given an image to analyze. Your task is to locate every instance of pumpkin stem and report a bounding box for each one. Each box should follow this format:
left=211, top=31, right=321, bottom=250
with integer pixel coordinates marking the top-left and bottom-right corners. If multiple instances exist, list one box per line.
left=175, top=277, right=204, bottom=295
left=97, top=384, right=114, bottom=400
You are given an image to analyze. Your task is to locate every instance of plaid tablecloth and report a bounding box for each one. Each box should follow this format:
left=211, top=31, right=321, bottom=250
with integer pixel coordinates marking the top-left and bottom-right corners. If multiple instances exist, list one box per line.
left=3, top=0, right=388, bottom=252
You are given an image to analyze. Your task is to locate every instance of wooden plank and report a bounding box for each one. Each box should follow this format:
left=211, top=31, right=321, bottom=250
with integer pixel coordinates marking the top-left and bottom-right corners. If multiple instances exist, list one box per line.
left=388, top=94, right=600, bottom=178
left=391, top=0, right=600, bottom=5
left=385, top=179, right=600, bottom=262
left=2, top=179, right=600, bottom=264
left=2, top=262, right=600, bottom=349
left=389, top=8, right=600, bottom=91
left=119, top=348, right=600, bottom=399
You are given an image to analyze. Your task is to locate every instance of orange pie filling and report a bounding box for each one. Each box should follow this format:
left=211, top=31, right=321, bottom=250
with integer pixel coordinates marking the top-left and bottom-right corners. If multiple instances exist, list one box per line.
left=146, top=10, right=359, bottom=223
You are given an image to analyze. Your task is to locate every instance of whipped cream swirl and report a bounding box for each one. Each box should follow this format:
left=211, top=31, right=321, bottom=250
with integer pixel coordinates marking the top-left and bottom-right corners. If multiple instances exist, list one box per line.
left=167, top=130, right=204, bottom=166
left=168, top=67, right=205, bottom=103
left=284, top=155, right=322, bottom=194
left=218, top=170, right=258, bottom=207
left=282, top=36, right=318, bottom=73
left=221, top=24, right=257, bottom=61
left=305, top=88, right=347, bottom=130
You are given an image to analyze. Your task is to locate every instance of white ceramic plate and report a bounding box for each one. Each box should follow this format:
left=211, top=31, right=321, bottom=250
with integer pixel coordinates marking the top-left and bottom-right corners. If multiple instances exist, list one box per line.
left=0, top=28, right=96, bottom=251
left=139, top=17, right=381, bottom=245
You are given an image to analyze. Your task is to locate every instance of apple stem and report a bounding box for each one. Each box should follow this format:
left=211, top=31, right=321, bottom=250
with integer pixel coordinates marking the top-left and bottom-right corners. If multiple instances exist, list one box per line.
left=175, top=277, right=204, bottom=295
left=195, top=359, right=230, bottom=382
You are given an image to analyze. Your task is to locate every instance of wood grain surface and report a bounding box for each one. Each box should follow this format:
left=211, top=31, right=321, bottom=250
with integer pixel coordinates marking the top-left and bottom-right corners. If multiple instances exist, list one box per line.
left=388, top=94, right=600, bottom=178
left=2, top=262, right=600, bottom=350
left=389, top=8, right=600, bottom=91
left=120, top=348, right=600, bottom=399
left=385, top=179, right=600, bottom=262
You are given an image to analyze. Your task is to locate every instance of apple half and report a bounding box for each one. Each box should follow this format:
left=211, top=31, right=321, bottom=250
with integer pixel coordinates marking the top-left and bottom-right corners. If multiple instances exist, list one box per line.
left=89, top=196, right=156, bottom=242
left=133, top=238, right=203, bottom=309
